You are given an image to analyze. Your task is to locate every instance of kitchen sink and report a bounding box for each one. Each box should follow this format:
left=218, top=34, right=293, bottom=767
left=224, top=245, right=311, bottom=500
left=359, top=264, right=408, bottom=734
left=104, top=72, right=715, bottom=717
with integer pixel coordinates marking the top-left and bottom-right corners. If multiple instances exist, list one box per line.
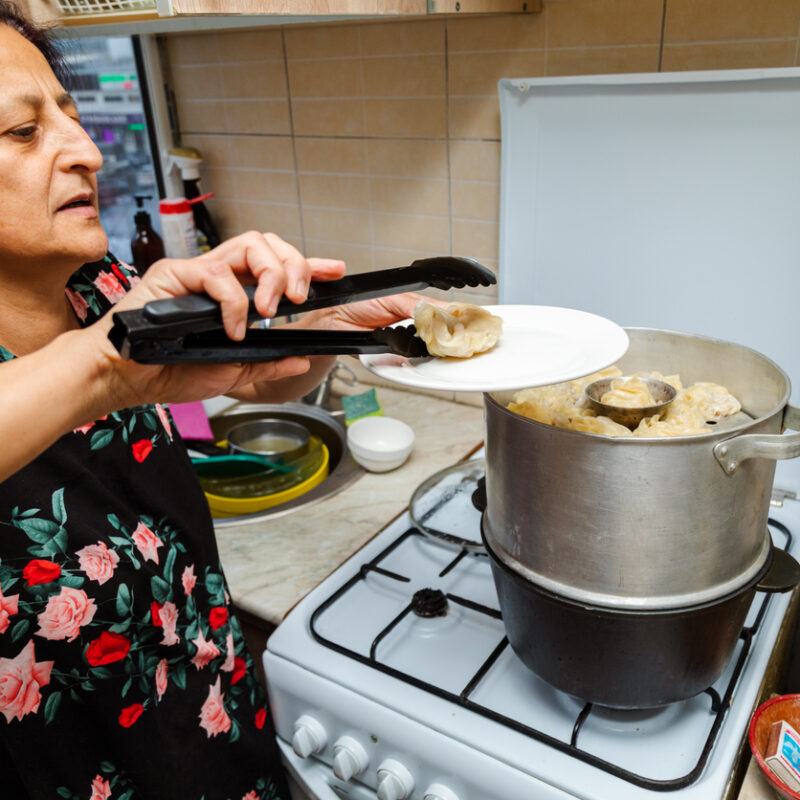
left=206, top=402, right=363, bottom=528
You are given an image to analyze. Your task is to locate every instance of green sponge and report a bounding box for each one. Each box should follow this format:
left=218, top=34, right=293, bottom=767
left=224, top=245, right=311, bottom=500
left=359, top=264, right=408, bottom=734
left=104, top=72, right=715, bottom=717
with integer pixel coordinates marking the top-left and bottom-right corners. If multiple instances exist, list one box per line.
left=342, top=388, right=383, bottom=426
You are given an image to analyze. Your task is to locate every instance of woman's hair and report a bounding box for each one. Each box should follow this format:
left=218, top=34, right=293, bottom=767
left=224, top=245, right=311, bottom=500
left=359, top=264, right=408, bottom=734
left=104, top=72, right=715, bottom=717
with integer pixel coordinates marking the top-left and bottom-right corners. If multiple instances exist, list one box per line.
left=0, top=0, right=70, bottom=85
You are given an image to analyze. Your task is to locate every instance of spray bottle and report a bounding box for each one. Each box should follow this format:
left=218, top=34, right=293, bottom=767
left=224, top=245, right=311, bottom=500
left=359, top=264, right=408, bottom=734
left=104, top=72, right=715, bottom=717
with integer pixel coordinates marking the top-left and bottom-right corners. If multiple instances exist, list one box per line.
left=167, top=147, right=221, bottom=252
left=131, top=195, right=165, bottom=274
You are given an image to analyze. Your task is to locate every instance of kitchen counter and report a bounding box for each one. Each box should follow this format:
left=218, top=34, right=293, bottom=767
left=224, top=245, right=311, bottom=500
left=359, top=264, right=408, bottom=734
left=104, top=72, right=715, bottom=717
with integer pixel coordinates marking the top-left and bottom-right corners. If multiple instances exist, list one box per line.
left=213, top=384, right=485, bottom=627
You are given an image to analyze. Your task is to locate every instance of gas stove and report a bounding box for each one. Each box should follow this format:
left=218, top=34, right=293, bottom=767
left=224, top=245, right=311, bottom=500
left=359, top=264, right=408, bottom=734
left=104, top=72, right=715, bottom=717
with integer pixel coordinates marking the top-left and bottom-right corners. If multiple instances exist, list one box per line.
left=263, top=457, right=800, bottom=800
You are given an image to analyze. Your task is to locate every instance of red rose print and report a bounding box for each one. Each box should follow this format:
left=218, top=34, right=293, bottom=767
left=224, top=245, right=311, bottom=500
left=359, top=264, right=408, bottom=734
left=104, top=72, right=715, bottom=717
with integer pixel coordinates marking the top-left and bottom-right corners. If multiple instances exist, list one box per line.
left=255, top=708, right=266, bottom=729
left=151, top=601, right=163, bottom=626
left=231, top=656, right=247, bottom=685
left=86, top=631, right=131, bottom=666
left=22, top=560, right=61, bottom=586
left=208, top=607, right=228, bottom=630
left=131, top=439, right=153, bottom=463
left=118, top=703, right=144, bottom=727
left=110, top=261, right=129, bottom=287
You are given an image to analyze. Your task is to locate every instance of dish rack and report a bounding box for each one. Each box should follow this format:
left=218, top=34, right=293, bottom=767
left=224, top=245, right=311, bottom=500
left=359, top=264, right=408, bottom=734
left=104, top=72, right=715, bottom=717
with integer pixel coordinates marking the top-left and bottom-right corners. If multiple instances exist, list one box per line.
left=55, top=0, right=155, bottom=14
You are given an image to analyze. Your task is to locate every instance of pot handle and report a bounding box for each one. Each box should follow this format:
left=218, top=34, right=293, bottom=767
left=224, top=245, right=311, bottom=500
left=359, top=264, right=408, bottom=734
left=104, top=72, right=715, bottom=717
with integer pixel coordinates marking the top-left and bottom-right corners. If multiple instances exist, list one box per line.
left=713, top=404, right=800, bottom=475
left=756, top=548, right=800, bottom=593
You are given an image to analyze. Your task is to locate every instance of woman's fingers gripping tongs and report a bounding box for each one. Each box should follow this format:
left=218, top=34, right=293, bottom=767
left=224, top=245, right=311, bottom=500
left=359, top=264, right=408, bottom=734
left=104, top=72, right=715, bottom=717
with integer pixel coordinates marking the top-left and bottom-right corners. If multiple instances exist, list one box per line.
left=107, top=256, right=496, bottom=364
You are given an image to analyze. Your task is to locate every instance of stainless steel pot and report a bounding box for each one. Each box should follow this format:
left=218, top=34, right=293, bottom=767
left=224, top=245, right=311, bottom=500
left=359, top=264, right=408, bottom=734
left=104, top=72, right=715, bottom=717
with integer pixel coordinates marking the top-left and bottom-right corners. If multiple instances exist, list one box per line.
left=484, top=328, right=800, bottom=610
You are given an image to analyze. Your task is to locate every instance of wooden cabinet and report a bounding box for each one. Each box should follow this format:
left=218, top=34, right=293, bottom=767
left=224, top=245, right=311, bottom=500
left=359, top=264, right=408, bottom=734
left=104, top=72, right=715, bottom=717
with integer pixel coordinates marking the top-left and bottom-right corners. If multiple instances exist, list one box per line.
left=17, top=0, right=538, bottom=30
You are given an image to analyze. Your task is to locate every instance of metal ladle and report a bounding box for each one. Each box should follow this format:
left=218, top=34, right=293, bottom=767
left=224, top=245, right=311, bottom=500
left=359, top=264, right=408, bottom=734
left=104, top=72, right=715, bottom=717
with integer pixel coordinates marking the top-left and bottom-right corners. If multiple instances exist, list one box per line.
left=584, top=376, right=677, bottom=429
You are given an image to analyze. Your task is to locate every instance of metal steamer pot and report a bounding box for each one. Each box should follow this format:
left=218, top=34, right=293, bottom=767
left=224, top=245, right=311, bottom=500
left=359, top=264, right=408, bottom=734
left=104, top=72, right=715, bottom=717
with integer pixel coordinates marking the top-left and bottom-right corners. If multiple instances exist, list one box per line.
left=483, top=328, right=800, bottom=708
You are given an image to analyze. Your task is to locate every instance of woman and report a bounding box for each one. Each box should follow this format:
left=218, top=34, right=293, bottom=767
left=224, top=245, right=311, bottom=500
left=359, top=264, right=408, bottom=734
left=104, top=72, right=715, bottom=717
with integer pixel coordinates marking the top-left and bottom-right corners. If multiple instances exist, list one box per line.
left=0, top=4, right=419, bottom=797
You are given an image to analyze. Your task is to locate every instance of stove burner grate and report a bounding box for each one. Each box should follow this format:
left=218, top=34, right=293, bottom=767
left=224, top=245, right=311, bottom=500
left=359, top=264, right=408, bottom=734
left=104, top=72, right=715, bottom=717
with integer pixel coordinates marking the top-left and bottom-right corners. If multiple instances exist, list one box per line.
left=309, top=520, right=793, bottom=792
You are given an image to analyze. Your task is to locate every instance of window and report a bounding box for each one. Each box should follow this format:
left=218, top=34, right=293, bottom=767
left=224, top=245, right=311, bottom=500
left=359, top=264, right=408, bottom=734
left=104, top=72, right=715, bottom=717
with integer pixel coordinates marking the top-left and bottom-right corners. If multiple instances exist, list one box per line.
left=55, top=36, right=163, bottom=265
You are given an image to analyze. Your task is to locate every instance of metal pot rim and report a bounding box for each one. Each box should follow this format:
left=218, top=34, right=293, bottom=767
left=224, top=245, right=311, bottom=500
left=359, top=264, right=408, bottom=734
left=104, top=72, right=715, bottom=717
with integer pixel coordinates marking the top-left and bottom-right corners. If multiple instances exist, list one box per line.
left=482, top=517, right=775, bottom=614
left=486, top=326, right=792, bottom=443
left=482, top=512, right=774, bottom=611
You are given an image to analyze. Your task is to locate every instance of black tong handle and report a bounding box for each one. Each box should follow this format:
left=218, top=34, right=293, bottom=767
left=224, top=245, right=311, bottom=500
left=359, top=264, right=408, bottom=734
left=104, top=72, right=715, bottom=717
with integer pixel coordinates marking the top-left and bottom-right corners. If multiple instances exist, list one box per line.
left=120, top=325, right=429, bottom=364
left=140, top=256, right=495, bottom=328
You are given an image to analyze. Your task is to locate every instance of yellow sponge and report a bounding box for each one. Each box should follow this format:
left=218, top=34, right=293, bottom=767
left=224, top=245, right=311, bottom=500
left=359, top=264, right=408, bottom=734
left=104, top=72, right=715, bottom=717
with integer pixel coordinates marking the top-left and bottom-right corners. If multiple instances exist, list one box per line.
left=342, top=388, right=383, bottom=426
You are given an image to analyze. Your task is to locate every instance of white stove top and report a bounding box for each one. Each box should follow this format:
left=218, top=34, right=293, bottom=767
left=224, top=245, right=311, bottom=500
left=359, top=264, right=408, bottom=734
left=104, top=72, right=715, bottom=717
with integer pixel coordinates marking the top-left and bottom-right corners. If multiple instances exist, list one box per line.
left=264, top=459, right=800, bottom=800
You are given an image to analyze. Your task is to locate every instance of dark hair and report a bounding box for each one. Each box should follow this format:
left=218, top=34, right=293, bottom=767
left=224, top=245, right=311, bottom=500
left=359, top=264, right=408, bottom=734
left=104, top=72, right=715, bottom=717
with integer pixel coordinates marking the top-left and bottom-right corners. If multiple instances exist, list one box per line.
left=0, top=0, right=70, bottom=86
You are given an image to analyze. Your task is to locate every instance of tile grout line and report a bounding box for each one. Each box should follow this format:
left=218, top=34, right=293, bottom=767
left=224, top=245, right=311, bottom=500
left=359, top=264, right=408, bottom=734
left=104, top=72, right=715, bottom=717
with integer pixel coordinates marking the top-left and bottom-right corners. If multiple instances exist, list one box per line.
left=658, top=0, right=668, bottom=72
left=280, top=27, right=306, bottom=255
left=357, top=26, right=376, bottom=271
left=445, top=20, right=453, bottom=257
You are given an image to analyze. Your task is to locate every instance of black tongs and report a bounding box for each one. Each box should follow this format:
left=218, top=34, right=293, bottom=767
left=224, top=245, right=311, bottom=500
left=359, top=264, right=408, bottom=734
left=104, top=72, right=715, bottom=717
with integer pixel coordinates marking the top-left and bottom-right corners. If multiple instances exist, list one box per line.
left=108, top=256, right=496, bottom=365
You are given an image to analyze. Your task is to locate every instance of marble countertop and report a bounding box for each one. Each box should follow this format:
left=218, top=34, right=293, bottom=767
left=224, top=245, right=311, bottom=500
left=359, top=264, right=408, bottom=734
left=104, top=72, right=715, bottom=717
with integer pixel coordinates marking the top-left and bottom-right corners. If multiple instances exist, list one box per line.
left=213, top=384, right=485, bottom=626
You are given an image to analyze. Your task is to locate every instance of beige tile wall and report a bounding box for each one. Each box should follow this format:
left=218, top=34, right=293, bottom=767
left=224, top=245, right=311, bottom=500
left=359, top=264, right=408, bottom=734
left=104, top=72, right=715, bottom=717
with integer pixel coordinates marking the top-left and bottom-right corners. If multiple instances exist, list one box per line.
left=164, top=0, right=800, bottom=306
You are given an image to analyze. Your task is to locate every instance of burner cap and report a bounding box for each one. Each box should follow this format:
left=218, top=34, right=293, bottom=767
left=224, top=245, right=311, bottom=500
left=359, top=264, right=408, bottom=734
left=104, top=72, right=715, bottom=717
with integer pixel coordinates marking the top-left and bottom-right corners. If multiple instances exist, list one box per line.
left=411, top=588, right=448, bottom=617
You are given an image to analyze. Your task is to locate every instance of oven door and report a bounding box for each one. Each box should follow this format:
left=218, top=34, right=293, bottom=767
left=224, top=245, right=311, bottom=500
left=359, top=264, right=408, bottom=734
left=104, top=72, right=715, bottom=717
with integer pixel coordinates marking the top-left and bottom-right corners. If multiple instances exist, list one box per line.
left=280, top=739, right=377, bottom=800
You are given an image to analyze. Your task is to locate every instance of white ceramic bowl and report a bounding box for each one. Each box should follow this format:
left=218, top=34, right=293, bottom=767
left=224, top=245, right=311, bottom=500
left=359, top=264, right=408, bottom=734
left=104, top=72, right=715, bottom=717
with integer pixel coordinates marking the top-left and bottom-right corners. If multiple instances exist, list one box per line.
left=347, top=416, right=415, bottom=473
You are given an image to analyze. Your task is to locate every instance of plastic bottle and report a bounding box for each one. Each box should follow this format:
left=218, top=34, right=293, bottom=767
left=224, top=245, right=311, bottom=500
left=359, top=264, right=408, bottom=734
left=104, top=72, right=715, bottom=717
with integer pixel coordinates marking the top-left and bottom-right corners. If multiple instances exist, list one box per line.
left=159, top=197, right=201, bottom=259
left=130, top=195, right=165, bottom=274
left=168, top=147, right=221, bottom=252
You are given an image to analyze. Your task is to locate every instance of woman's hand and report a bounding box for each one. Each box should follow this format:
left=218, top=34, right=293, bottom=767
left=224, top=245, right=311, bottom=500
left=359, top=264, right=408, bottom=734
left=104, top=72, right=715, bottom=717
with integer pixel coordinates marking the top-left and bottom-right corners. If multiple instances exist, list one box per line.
left=89, top=232, right=346, bottom=410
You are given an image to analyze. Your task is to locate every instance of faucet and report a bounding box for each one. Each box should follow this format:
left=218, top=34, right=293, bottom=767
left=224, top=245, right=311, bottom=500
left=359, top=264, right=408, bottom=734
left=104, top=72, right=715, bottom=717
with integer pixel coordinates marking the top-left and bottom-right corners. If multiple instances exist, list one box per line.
left=302, top=362, right=358, bottom=409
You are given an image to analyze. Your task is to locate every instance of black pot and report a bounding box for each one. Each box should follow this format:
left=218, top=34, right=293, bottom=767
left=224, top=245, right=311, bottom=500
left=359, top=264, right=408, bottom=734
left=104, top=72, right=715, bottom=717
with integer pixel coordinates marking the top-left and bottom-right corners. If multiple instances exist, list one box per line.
left=482, top=515, right=800, bottom=709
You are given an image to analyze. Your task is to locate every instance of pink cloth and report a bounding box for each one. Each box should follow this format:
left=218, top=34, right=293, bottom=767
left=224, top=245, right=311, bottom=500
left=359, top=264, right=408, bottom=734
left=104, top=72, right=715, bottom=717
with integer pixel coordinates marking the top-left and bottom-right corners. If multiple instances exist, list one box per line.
left=168, top=402, right=214, bottom=441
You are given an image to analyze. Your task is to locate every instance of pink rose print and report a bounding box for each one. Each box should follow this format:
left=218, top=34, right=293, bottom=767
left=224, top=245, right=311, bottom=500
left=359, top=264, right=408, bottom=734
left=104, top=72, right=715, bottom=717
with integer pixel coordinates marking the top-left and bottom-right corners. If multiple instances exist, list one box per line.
left=93, top=270, right=127, bottom=303
left=35, top=586, right=97, bottom=642
left=155, top=403, right=173, bottom=441
left=199, top=676, right=231, bottom=738
left=242, top=792, right=258, bottom=800
left=0, top=640, right=54, bottom=722
left=131, top=439, right=153, bottom=463
left=118, top=702, right=144, bottom=728
left=73, top=415, right=108, bottom=436
left=221, top=632, right=234, bottom=673
left=131, top=522, right=163, bottom=564
left=190, top=629, right=220, bottom=671
left=181, top=564, right=197, bottom=596
left=158, top=602, right=180, bottom=646
left=155, top=658, right=168, bottom=702
left=90, top=774, right=111, bottom=800
left=65, top=286, right=89, bottom=321
left=0, top=585, right=20, bottom=634
left=76, top=541, right=120, bottom=585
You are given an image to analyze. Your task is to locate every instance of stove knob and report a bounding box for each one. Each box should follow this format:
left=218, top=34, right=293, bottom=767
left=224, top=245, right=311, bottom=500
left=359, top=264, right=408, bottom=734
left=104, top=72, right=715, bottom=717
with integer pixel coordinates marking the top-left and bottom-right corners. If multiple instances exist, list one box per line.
left=332, top=736, right=369, bottom=781
left=424, top=784, right=460, bottom=800
left=376, top=759, right=415, bottom=800
left=291, top=714, right=327, bottom=759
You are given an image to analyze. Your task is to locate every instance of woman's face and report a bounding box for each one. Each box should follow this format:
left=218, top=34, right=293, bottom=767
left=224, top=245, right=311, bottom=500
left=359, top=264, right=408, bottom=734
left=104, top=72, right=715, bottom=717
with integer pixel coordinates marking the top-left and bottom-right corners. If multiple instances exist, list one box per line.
left=0, top=26, right=107, bottom=273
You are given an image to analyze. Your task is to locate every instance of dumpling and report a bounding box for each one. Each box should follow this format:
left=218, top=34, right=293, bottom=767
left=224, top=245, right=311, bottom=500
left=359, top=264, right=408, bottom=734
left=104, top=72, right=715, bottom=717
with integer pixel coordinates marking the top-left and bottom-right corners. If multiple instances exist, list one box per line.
left=600, top=377, right=657, bottom=408
left=414, top=301, right=503, bottom=358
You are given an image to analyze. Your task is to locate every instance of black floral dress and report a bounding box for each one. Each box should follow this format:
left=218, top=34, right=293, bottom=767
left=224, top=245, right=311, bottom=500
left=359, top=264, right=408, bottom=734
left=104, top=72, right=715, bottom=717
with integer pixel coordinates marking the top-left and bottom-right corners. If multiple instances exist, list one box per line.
left=0, top=256, right=290, bottom=800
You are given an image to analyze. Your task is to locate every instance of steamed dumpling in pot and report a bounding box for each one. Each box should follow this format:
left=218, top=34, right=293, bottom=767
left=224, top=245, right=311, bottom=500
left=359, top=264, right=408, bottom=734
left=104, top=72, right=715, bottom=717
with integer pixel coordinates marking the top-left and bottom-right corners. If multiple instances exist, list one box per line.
left=414, top=301, right=503, bottom=358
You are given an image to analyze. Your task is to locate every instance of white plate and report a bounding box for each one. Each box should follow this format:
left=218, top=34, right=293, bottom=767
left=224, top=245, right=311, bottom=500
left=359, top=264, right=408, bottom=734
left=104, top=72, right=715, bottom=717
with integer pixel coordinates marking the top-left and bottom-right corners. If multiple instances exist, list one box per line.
left=360, top=305, right=629, bottom=393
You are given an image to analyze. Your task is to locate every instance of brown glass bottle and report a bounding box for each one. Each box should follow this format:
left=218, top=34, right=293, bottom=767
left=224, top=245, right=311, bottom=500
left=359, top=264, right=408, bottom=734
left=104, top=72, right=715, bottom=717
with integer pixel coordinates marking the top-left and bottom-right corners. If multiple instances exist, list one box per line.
left=131, top=195, right=165, bottom=274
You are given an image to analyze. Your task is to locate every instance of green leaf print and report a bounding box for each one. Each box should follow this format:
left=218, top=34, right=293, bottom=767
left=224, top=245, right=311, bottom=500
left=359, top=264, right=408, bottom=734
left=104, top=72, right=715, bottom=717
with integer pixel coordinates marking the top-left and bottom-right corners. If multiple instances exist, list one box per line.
left=58, top=572, right=85, bottom=589
left=90, top=429, right=114, bottom=450
left=51, top=488, right=67, bottom=526
left=44, top=692, right=61, bottom=724
left=56, top=786, right=72, bottom=798
left=205, top=572, right=226, bottom=605
left=15, top=517, right=60, bottom=543
left=10, top=618, right=30, bottom=642
left=116, top=584, right=133, bottom=615
left=150, top=575, right=171, bottom=605
left=107, top=513, right=122, bottom=530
